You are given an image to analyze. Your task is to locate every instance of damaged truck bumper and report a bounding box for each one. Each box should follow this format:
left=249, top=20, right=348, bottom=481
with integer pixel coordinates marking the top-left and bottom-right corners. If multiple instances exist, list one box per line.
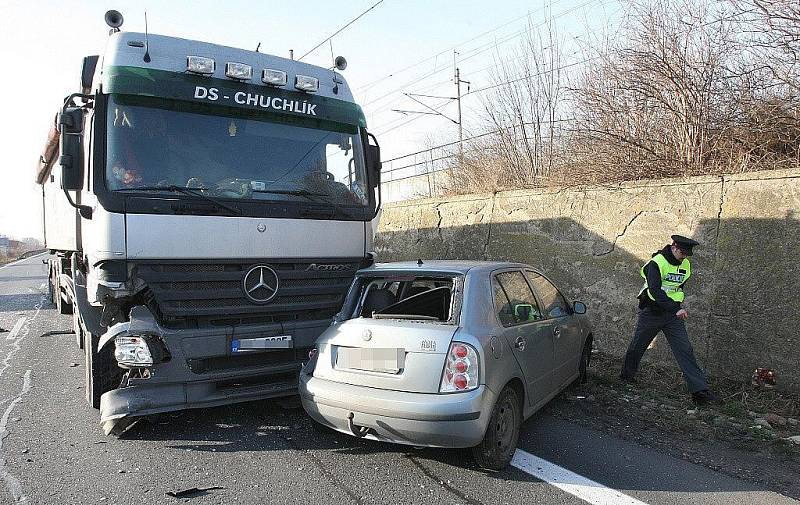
left=99, top=305, right=322, bottom=435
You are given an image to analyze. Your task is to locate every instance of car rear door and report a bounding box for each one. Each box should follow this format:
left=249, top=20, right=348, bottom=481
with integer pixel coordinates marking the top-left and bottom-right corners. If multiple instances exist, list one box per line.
left=492, top=270, right=555, bottom=407
left=526, top=270, right=583, bottom=389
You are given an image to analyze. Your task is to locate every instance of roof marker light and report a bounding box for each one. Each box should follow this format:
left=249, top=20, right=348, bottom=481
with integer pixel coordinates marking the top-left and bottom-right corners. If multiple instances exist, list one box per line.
left=295, top=74, right=319, bottom=92
left=225, top=62, right=253, bottom=80
left=262, top=69, right=288, bottom=86
left=187, top=56, right=215, bottom=75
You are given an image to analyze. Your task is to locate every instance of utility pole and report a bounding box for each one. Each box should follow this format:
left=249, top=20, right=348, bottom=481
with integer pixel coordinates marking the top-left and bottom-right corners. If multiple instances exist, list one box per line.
left=453, top=50, right=470, bottom=161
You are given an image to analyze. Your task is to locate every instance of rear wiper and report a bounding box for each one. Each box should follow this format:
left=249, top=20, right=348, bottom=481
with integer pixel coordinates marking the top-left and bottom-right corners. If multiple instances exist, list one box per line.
left=115, top=186, right=241, bottom=216
left=372, top=314, right=440, bottom=321
left=251, top=189, right=355, bottom=218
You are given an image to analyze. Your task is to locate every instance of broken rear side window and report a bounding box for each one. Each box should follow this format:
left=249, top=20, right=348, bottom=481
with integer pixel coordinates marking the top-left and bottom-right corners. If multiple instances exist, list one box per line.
left=349, top=275, right=459, bottom=323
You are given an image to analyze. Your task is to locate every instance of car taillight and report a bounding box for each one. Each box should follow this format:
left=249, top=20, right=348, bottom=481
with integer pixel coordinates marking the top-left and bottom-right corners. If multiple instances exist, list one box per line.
left=440, top=342, right=479, bottom=392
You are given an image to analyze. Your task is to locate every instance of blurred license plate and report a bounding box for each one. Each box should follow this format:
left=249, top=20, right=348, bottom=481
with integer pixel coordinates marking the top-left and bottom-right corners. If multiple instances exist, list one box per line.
left=336, top=347, right=404, bottom=373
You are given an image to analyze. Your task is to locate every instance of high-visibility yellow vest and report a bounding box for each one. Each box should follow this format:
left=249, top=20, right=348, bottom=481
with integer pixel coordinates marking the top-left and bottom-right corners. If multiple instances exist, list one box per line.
left=638, top=253, right=691, bottom=303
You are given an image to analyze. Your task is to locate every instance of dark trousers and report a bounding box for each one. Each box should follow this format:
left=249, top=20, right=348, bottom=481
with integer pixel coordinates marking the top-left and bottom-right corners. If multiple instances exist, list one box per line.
left=621, top=308, right=709, bottom=393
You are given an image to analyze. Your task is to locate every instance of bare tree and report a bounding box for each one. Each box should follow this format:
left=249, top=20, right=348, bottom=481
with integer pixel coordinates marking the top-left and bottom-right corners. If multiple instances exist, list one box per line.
left=475, top=13, right=564, bottom=187
left=439, top=0, right=799, bottom=197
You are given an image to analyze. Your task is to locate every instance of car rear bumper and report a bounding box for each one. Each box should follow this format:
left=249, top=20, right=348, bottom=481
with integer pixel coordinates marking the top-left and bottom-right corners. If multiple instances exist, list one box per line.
left=299, top=374, right=496, bottom=448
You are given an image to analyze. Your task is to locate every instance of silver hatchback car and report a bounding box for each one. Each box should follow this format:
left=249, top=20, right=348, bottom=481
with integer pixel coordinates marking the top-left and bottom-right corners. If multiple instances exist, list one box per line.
left=300, top=260, right=592, bottom=469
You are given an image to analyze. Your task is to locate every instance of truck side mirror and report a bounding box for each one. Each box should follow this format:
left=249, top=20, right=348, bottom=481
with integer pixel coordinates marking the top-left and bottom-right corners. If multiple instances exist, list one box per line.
left=573, top=301, right=587, bottom=314
left=59, top=107, right=85, bottom=191
left=365, top=133, right=381, bottom=187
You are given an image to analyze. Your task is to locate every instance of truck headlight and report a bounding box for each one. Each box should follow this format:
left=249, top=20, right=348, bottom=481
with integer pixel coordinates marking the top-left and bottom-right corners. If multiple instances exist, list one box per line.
left=114, top=336, right=153, bottom=367
left=295, top=74, right=319, bottom=92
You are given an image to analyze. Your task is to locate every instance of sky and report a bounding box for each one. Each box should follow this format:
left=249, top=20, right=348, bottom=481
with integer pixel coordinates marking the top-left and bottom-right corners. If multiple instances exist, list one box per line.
left=0, top=0, right=620, bottom=241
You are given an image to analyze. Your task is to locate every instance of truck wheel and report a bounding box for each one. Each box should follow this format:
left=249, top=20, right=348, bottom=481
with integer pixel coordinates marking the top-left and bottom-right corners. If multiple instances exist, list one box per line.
left=55, top=274, right=73, bottom=315
left=73, top=311, right=84, bottom=350
left=472, top=386, right=521, bottom=471
left=47, top=266, right=56, bottom=306
left=84, top=332, right=122, bottom=409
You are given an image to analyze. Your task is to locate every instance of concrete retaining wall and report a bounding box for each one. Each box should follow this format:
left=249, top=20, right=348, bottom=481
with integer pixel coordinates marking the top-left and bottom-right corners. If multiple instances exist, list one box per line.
left=375, top=169, right=800, bottom=391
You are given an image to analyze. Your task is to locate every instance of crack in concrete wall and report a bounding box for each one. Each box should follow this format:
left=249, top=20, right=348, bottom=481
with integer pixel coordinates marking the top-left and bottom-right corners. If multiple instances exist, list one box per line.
left=482, top=193, right=497, bottom=260
left=593, top=210, right=646, bottom=257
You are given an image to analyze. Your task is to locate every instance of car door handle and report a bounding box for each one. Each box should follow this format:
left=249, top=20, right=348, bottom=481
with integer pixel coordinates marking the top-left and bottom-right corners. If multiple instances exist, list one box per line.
left=514, top=336, right=526, bottom=351
left=553, top=326, right=561, bottom=339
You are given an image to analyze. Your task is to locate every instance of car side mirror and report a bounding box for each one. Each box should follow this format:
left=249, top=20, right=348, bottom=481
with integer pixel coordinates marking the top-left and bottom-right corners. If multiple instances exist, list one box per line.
left=573, top=301, right=587, bottom=314
left=59, top=107, right=85, bottom=191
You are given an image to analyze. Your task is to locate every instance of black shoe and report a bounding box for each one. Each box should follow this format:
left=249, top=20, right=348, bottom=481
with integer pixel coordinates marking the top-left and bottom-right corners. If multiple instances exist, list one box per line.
left=619, top=374, right=637, bottom=384
left=691, top=390, right=720, bottom=405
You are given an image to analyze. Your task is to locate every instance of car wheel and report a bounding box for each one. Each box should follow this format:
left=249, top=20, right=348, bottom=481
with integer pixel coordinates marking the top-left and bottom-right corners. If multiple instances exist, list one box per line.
left=579, top=339, right=591, bottom=384
left=472, top=387, right=521, bottom=471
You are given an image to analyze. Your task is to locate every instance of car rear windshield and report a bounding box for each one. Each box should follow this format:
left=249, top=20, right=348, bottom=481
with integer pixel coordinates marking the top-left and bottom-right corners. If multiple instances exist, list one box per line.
left=341, top=274, right=460, bottom=323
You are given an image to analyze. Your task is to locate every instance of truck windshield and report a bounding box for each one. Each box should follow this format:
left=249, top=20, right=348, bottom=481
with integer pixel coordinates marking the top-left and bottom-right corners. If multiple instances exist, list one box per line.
left=105, top=94, right=369, bottom=206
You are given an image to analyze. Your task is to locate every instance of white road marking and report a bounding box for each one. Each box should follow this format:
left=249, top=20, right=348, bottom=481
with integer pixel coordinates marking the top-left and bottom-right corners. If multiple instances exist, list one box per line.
left=512, top=449, right=649, bottom=505
left=5, top=319, right=26, bottom=341
left=0, top=369, right=32, bottom=504
left=0, top=297, right=45, bottom=380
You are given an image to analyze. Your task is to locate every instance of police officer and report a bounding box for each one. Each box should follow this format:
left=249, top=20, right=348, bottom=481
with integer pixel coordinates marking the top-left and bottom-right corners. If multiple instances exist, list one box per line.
left=621, top=235, right=719, bottom=405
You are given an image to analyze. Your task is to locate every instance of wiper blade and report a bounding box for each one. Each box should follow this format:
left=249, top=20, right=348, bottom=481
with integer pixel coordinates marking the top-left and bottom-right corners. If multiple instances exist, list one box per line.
left=252, top=188, right=355, bottom=218
left=115, top=186, right=241, bottom=216
left=251, top=188, right=326, bottom=198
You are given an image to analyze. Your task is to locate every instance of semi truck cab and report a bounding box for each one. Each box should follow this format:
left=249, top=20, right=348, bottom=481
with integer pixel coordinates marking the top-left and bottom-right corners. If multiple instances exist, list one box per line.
left=37, top=21, right=382, bottom=435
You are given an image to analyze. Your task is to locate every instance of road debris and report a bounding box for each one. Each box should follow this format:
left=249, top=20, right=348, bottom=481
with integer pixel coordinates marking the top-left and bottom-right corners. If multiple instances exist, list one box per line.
left=751, top=368, right=776, bottom=388
left=37, top=330, right=74, bottom=338
left=765, top=413, right=787, bottom=427
left=165, top=486, right=224, bottom=499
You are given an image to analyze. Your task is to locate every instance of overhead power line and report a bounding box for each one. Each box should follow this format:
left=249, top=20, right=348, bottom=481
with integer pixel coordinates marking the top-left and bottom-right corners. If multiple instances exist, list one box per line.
left=371, top=52, right=593, bottom=137
left=463, top=57, right=594, bottom=97
left=353, top=2, right=562, bottom=92
left=382, top=117, right=577, bottom=171
left=298, top=0, right=386, bottom=61
left=359, top=0, right=603, bottom=113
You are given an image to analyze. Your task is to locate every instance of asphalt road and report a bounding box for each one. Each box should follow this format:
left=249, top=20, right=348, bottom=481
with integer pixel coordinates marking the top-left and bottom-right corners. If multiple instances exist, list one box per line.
left=0, top=254, right=796, bottom=505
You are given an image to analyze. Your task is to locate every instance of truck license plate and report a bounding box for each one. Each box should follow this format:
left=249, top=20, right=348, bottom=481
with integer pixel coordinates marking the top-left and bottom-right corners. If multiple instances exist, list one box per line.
left=232, top=335, right=293, bottom=352
left=336, top=347, right=404, bottom=373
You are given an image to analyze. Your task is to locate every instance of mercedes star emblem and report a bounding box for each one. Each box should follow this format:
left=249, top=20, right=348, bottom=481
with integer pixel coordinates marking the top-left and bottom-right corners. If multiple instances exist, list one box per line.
left=362, top=329, right=372, bottom=341
left=242, top=265, right=279, bottom=304
left=257, top=223, right=266, bottom=233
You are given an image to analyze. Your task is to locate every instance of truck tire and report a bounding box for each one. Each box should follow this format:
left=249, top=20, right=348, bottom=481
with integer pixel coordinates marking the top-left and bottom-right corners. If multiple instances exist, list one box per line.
left=84, top=332, right=122, bottom=409
left=47, top=266, right=56, bottom=306
left=55, top=274, right=73, bottom=315
left=73, top=311, right=84, bottom=350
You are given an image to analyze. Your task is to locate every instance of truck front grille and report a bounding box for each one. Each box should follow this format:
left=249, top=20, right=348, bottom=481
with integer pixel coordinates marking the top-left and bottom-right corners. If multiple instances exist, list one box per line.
left=132, top=259, right=360, bottom=327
